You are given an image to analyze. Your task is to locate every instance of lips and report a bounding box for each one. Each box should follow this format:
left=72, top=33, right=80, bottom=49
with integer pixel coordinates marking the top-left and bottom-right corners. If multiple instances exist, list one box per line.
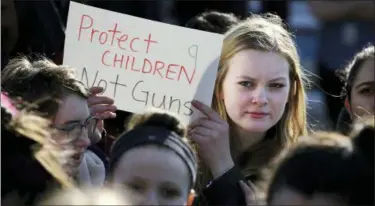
left=247, top=112, right=269, bottom=119
left=71, top=151, right=84, bottom=165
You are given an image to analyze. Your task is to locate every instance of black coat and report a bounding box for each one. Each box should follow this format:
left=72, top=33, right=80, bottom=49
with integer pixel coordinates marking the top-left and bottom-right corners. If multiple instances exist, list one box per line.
left=194, top=165, right=262, bottom=206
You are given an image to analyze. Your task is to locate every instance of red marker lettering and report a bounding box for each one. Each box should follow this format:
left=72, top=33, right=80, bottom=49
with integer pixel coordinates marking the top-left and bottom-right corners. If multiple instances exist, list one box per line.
left=78, top=14, right=93, bottom=41
left=144, top=33, right=158, bottom=54
left=130, top=37, right=140, bottom=52
left=108, top=23, right=121, bottom=46
left=99, top=32, right=108, bottom=44
left=101, top=50, right=111, bottom=66
left=153, top=61, right=165, bottom=78
left=113, top=53, right=125, bottom=68
left=178, top=66, right=196, bottom=84
left=117, top=34, right=128, bottom=50
left=141, top=59, right=153, bottom=73
left=166, top=64, right=178, bottom=81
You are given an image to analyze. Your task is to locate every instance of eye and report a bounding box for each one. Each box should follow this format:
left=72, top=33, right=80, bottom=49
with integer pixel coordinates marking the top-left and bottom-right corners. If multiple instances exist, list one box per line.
left=269, top=83, right=285, bottom=88
left=64, top=123, right=81, bottom=131
left=359, top=87, right=373, bottom=96
left=238, top=81, right=253, bottom=88
left=160, top=186, right=181, bottom=198
left=127, top=182, right=146, bottom=193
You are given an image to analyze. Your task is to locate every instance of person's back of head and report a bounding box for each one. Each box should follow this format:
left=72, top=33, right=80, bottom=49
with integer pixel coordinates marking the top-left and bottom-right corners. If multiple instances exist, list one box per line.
left=267, top=122, right=374, bottom=206
left=185, top=11, right=240, bottom=34
left=1, top=56, right=89, bottom=118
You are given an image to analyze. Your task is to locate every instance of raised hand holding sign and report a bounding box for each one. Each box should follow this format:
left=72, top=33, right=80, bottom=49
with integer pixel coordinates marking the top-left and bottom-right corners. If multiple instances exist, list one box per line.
left=64, top=2, right=223, bottom=125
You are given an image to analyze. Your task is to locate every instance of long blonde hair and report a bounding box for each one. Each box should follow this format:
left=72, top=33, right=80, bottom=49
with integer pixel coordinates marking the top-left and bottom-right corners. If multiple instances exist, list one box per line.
left=196, top=13, right=308, bottom=193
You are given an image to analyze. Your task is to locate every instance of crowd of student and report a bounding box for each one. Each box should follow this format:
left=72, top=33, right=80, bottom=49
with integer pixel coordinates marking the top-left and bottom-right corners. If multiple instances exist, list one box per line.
left=2, top=4, right=374, bottom=206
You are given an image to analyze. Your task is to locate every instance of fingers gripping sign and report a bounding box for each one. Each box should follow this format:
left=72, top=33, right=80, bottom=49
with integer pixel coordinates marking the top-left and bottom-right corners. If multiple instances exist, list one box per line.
left=88, top=87, right=117, bottom=120
left=87, top=87, right=117, bottom=142
left=188, top=100, right=234, bottom=178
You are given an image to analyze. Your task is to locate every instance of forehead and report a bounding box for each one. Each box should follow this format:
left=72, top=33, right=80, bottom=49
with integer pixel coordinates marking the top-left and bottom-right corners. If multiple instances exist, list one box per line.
left=115, top=146, right=190, bottom=184
left=54, top=94, right=90, bottom=124
left=353, top=58, right=375, bottom=85
left=227, top=49, right=290, bottom=79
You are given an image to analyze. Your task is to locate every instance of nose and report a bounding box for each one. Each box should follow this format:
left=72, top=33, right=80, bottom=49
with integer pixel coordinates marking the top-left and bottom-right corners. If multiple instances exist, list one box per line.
left=141, top=191, right=159, bottom=205
left=76, top=127, right=90, bottom=148
left=251, top=87, right=268, bottom=106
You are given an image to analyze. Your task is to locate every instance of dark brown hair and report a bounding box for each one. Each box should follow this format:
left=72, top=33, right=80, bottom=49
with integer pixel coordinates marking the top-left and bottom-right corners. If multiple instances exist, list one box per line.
left=267, top=118, right=374, bottom=205
left=185, top=11, right=240, bottom=34
left=1, top=55, right=89, bottom=119
left=336, top=44, right=374, bottom=134
left=338, top=44, right=374, bottom=101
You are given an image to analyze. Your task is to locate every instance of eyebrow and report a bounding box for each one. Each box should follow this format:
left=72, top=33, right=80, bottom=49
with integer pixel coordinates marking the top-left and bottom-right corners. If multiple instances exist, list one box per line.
left=355, top=81, right=375, bottom=89
left=236, top=75, right=287, bottom=81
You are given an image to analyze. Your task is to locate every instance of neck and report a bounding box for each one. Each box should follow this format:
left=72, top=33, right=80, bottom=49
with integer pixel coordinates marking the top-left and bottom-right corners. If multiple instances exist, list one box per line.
left=233, top=126, right=265, bottom=154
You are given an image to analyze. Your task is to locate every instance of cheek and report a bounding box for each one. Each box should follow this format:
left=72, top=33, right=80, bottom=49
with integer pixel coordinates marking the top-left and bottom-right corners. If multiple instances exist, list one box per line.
left=223, top=90, right=249, bottom=114
left=351, top=94, right=374, bottom=115
left=269, top=90, right=289, bottom=106
left=269, top=90, right=289, bottom=117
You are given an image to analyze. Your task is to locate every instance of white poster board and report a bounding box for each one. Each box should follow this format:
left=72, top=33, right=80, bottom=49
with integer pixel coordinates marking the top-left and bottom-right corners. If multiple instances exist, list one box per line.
left=64, top=2, right=223, bottom=125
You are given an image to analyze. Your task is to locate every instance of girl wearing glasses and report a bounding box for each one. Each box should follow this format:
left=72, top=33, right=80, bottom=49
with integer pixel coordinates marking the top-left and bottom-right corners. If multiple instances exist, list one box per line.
left=1, top=57, right=116, bottom=187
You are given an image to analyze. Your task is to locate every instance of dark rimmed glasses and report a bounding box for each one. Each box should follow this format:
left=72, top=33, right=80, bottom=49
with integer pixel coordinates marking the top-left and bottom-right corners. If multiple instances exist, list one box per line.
left=53, top=116, right=99, bottom=142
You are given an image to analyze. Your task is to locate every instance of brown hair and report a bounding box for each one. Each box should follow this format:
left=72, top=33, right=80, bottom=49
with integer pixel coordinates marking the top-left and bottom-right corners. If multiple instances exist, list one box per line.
left=185, top=11, right=240, bottom=34
left=336, top=44, right=374, bottom=133
left=339, top=44, right=374, bottom=101
left=126, top=108, right=187, bottom=138
left=197, top=13, right=308, bottom=193
left=1, top=56, right=89, bottom=119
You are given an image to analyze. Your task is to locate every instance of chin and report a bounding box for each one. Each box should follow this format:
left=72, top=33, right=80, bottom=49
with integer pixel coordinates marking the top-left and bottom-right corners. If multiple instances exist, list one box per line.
left=240, top=122, right=272, bottom=133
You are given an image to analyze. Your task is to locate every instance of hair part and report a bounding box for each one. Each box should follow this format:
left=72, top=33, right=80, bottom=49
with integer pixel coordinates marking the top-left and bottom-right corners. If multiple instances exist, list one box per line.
left=126, top=108, right=187, bottom=138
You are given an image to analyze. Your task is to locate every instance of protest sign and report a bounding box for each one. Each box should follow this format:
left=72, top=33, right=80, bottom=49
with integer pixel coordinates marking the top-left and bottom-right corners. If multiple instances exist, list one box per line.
left=64, top=2, right=223, bottom=124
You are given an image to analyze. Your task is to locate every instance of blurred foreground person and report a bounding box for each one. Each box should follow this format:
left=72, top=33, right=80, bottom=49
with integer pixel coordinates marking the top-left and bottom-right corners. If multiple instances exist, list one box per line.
left=264, top=117, right=374, bottom=206
left=108, top=109, right=198, bottom=206
left=1, top=92, right=74, bottom=206
left=38, top=187, right=132, bottom=205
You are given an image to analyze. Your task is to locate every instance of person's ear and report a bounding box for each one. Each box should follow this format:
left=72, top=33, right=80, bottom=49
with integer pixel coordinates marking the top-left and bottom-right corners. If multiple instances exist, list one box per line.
left=186, top=189, right=196, bottom=206
left=345, top=98, right=351, bottom=113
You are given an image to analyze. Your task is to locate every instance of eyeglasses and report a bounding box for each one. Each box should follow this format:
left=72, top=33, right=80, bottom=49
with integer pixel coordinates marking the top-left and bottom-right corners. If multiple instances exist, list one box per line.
left=53, top=116, right=99, bottom=142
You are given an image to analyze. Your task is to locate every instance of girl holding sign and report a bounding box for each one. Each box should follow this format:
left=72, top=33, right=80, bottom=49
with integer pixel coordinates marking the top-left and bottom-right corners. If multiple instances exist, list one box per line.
left=108, top=110, right=198, bottom=206
left=188, top=13, right=308, bottom=205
